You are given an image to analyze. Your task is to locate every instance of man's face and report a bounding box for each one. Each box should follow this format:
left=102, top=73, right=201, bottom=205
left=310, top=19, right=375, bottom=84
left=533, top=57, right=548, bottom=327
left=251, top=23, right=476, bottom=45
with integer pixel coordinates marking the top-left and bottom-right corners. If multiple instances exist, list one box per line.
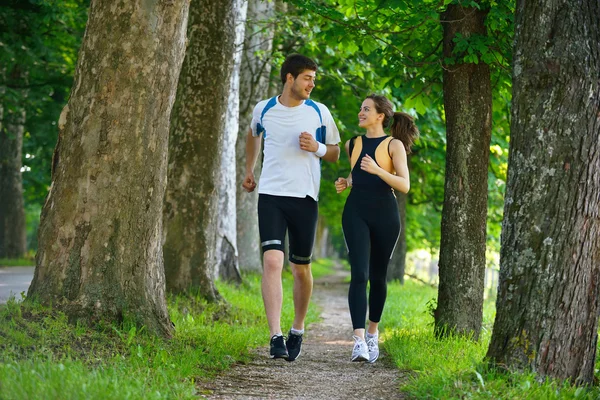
left=289, top=70, right=316, bottom=100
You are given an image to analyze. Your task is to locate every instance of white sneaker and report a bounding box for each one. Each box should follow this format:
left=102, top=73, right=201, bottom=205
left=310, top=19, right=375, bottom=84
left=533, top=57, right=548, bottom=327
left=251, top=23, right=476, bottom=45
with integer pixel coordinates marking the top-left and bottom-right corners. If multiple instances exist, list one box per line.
left=366, top=333, right=379, bottom=363
left=351, top=335, right=369, bottom=362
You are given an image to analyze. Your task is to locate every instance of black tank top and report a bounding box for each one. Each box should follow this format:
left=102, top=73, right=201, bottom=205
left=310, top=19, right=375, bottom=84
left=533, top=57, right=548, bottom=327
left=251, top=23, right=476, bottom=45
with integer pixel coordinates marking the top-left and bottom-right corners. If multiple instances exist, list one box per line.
left=351, top=135, right=393, bottom=193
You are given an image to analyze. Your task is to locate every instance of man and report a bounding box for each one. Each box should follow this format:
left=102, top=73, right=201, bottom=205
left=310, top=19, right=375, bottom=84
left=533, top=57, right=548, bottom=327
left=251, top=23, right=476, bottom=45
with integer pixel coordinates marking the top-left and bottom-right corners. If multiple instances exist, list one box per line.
left=242, top=54, right=340, bottom=361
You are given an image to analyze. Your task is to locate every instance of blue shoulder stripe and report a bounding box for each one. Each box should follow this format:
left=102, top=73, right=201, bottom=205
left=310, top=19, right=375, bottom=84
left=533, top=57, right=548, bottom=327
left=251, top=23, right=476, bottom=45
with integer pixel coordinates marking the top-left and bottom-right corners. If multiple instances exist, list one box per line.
left=257, top=96, right=278, bottom=139
left=304, top=99, right=322, bottom=124
left=304, top=100, right=326, bottom=144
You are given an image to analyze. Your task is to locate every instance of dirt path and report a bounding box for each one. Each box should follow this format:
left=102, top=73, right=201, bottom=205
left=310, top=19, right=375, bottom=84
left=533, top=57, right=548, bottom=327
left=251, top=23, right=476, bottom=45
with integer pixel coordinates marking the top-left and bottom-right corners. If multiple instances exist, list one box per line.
left=198, top=266, right=407, bottom=399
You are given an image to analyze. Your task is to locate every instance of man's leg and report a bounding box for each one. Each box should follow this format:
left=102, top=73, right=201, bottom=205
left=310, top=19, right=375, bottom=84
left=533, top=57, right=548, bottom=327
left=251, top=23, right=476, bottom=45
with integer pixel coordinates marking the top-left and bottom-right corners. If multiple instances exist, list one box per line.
left=257, top=194, right=290, bottom=359
left=290, top=262, right=313, bottom=331
left=284, top=196, right=318, bottom=361
left=262, top=249, right=285, bottom=337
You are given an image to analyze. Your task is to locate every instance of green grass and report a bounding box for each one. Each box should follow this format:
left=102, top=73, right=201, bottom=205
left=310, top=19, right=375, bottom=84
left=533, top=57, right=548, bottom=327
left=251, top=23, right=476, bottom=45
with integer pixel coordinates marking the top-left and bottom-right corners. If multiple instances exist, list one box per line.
left=380, top=280, right=600, bottom=399
left=0, top=260, right=327, bottom=400
left=0, top=257, right=35, bottom=267
left=2, top=260, right=599, bottom=399
left=311, top=257, right=338, bottom=279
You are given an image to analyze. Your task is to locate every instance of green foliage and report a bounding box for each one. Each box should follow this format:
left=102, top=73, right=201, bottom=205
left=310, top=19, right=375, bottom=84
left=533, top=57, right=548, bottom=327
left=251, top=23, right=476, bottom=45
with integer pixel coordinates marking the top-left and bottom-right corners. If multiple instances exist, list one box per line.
left=9, top=0, right=514, bottom=257
left=0, top=0, right=88, bottom=208
left=278, top=0, right=513, bottom=255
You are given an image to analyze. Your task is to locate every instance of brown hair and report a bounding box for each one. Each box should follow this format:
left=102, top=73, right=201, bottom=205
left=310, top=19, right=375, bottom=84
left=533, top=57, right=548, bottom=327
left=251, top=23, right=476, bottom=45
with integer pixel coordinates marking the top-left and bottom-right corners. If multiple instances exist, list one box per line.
left=366, top=94, right=419, bottom=154
left=280, top=54, right=318, bottom=85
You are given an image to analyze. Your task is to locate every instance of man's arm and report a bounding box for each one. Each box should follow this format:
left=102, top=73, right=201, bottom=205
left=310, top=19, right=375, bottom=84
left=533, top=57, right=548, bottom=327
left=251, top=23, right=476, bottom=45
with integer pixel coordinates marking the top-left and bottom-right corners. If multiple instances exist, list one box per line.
left=321, top=144, right=340, bottom=163
left=243, top=128, right=262, bottom=192
left=298, top=132, right=340, bottom=162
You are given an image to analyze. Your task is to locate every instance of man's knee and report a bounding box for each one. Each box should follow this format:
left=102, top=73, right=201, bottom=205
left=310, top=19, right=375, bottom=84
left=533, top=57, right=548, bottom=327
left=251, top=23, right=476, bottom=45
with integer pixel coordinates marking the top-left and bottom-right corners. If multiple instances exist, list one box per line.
left=263, top=250, right=284, bottom=272
left=291, top=263, right=312, bottom=280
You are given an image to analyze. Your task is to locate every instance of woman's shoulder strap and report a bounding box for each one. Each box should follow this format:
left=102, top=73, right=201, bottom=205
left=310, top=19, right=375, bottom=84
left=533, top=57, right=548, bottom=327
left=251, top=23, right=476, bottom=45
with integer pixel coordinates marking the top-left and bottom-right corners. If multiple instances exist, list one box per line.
left=349, top=136, right=363, bottom=171
left=375, top=136, right=395, bottom=174
left=349, top=135, right=358, bottom=156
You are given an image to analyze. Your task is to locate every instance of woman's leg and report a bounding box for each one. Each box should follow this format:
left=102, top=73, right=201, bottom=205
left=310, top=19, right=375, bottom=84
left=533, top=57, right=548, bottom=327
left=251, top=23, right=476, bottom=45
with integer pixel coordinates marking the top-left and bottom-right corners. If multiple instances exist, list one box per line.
left=342, top=195, right=371, bottom=338
left=367, top=198, right=400, bottom=327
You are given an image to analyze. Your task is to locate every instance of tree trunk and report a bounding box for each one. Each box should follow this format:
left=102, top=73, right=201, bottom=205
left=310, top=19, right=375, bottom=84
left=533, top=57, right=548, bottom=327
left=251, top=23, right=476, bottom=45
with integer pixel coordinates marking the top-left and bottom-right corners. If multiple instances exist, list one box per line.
left=27, top=0, right=190, bottom=337
left=486, top=0, right=600, bottom=384
left=0, top=105, right=27, bottom=259
left=387, top=191, right=406, bottom=283
left=314, top=216, right=330, bottom=259
left=163, top=0, right=238, bottom=298
left=216, top=0, right=247, bottom=283
left=236, top=0, right=276, bottom=273
left=434, top=3, right=492, bottom=340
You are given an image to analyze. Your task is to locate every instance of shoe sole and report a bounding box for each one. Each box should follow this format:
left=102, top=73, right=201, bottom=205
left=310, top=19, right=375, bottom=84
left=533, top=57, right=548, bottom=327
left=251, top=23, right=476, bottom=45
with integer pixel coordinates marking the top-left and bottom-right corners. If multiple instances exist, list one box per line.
left=286, top=348, right=301, bottom=362
left=351, top=354, right=369, bottom=362
left=271, top=354, right=289, bottom=360
left=368, top=355, right=379, bottom=363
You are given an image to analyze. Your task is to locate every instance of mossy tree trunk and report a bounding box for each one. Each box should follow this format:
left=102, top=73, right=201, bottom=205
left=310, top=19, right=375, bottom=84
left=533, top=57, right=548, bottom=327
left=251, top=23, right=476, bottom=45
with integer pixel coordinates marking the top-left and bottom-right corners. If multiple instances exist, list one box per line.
left=27, top=0, right=190, bottom=337
left=434, top=2, right=492, bottom=340
left=0, top=98, right=27, bottom=259
left=235, top=0, right=276, bottom=273
left=163, top=0, right=238, bottom=298
left=486, top=0, right=600, bottom=384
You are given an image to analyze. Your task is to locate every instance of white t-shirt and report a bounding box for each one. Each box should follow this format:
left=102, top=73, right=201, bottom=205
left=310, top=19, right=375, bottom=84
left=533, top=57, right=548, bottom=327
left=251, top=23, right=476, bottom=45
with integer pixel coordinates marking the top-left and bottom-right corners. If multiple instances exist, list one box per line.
left=250, top=96, right=340, bottom=201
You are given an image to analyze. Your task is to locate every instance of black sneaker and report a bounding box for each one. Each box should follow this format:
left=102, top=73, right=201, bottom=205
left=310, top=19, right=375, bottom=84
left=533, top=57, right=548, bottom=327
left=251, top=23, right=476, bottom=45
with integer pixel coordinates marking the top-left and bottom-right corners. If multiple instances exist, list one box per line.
left=286, top=331, right=303, bottom=361
left=270, top=335, right=288, bottom=359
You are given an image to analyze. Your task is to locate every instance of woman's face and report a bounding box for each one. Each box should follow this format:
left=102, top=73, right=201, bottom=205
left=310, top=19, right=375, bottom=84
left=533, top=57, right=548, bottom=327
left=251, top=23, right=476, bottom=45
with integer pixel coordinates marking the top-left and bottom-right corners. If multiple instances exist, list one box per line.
left=358, top=98, right=383, bottom=128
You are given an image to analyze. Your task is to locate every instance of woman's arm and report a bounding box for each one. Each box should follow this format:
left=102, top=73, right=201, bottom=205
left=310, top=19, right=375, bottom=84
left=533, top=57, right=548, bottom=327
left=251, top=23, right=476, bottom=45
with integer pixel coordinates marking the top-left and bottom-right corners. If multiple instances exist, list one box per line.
left=360, top=139, right=410, bottom=193
left=335, top=139, right=353, bottom=194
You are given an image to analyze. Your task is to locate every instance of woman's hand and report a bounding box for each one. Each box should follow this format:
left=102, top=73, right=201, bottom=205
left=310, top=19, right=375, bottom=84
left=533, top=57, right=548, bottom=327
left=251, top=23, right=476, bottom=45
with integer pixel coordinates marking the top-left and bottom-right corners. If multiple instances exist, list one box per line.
left=335, top=177, right=350, bottom=194
left=360, top=154, right=382, bottom=176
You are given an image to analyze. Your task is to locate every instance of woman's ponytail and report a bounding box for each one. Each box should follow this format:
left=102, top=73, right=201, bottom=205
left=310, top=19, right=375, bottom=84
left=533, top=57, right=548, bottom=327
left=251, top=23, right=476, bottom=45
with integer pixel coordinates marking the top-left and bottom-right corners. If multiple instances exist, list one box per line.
left=365, top=94, right=419, bottom=153
left=391, top=112, right=419, bottom=154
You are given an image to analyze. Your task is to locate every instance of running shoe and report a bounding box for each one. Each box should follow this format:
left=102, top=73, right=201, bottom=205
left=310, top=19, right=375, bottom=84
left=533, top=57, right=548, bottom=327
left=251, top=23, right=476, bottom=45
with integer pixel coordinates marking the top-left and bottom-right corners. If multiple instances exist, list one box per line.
left=286, top=330, right=303, bottom=361
left=270, top=334, right=289, bottom=359
left=366, top=333, right=379, bottom=363
left=351, top=335, right=369, bottom=362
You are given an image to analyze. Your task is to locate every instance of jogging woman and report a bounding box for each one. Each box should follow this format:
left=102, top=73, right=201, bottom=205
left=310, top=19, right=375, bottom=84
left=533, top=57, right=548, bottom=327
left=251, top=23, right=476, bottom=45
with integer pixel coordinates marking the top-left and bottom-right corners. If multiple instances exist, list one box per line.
left=335, top=94, right=418, bottom=362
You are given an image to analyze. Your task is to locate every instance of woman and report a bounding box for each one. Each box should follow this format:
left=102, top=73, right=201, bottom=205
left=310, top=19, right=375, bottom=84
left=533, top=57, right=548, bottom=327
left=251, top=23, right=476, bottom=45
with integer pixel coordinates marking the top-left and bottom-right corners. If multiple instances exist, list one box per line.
left=335, top=94, right=419, bottom=363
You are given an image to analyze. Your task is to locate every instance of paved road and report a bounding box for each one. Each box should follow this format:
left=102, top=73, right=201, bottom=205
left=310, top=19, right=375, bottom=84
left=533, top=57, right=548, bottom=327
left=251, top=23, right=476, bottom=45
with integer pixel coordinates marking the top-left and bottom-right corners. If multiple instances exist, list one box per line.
left=0, top=266, right=34, bottom=303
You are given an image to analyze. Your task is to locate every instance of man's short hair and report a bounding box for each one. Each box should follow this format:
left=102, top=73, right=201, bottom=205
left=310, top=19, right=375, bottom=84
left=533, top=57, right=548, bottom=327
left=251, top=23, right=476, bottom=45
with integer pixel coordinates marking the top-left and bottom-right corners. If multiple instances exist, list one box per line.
left=280, top=54, right=318, bottom=85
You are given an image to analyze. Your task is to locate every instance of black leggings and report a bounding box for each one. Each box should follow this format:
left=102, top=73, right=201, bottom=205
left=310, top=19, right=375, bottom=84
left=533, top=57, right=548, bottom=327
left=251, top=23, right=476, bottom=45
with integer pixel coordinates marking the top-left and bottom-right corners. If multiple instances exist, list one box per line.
left=342, top=189, right=400, bottom=330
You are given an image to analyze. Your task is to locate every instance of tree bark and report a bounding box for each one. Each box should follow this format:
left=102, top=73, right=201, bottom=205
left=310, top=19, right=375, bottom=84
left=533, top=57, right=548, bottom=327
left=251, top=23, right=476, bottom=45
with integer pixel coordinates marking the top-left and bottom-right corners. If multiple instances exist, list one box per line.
left=216, top=0, right=247, bottom=283
left=486, top=0, right=600, bottom=384
left=163, top=0, right=238, bottom=298
left=314, top=216, right=330, bottom=259
left=0, top=105, right=27, bottom=259
left=236, top=0, right=276, bottom=273
left=434, top=3, right=492, bottom=340
left=387, top=191, right=406, bottom=283
left=27, top=0, right=189, bottom=337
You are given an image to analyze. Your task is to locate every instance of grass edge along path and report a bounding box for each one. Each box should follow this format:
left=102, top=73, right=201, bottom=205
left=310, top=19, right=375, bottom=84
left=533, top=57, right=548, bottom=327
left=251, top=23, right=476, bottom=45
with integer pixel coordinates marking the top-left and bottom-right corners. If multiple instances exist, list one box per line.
left=0, top=260, right=329, bottom=399
left=382, top=281, right=600, bottom=399
left=1, top=258, right=599, bottom=399
left=0, top=258, right=35, bottom=267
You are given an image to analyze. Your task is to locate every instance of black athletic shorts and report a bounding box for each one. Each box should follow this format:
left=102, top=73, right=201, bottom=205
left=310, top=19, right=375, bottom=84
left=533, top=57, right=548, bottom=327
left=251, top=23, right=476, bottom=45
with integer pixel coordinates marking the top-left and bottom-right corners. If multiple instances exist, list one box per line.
left=257, top=194, right=318, bottom=265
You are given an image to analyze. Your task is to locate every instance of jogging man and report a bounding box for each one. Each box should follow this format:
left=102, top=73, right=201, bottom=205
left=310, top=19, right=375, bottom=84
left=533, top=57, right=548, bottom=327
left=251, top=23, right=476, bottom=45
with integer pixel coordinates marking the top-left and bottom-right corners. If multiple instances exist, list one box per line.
left=242, top=54, right=340, bottom=361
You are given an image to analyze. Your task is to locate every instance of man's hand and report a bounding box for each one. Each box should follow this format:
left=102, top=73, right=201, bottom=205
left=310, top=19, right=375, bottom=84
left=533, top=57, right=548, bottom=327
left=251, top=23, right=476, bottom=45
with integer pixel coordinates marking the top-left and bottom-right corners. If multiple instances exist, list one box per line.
left=242, top=172, right=257, bottom=192
left=299, top=131, right=318, bottom=152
